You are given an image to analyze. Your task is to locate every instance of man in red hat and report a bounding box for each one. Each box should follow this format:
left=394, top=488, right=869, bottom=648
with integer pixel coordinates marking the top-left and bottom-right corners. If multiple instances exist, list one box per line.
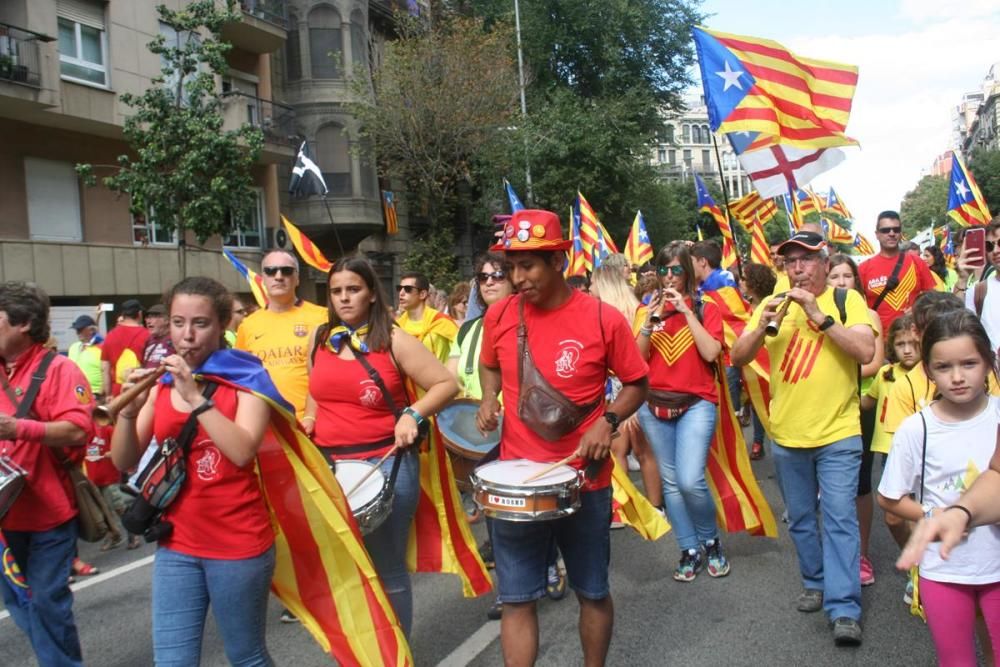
left=476, top=209, right=648, bottom=666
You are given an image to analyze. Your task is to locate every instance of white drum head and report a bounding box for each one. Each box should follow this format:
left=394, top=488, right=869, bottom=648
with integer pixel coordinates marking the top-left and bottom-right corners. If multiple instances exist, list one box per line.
left=335, top=460, right=385, bottom=510
left=477, top=459, right=576, bottom=487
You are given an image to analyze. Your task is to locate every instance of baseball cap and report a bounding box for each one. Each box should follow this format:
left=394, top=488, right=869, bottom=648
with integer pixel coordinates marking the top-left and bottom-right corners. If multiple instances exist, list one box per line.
left=70, top=315, right=96, bottom=331
left=777, top=231, right=827, bottom=255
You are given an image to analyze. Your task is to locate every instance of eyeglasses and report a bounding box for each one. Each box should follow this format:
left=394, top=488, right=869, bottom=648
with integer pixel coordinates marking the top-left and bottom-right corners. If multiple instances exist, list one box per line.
left=397, top=285, right=419, bottom=294
left=656, top=265, right=685, bottom=277
left=262, top=266, right=296, bottom=277
left=876, top=226, right=902, bottom=235
left=477, top=270, right=506, bottom=284
left=784, top=254, right=822, bottom=267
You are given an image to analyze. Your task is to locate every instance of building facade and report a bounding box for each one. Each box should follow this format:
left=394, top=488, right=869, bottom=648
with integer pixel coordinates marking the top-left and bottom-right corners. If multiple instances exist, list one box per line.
left=959, top=62, right=1000, bottom=156
left=649, top=97, right=751, bottom=200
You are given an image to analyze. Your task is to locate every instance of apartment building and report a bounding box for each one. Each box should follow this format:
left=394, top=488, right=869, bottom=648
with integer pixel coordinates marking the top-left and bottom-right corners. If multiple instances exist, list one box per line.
left=0, top=0, right=408, bottom=342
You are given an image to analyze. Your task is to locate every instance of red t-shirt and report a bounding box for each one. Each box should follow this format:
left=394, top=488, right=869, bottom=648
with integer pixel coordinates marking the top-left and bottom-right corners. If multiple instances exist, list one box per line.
left=859, top=251, right=937, bottom=331
left=309, top=347, right=409, bottom=460
left=1, top=344, right=94, bottom=532
left=101, top=324, right=151, bottom=396
left=636, top=298, right=723, bottom=404
left=153, top=384, right=273, bottom=559
left=84, top=423, right=119, bottom=487
left=480, top=292, right=648, bottom=489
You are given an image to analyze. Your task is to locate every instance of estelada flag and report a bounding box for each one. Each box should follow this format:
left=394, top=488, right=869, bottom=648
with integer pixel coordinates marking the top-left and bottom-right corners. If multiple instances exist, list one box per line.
left=180, top=350, right=412, bottom=666
left=0, top=529, right=30, bottom=609
left=624, top=210, right=654, bottom=268
left=282, top=215, right=333, bottom=272
left=223, top=249, right=269, bottom=308
left=383, top=191, right=399, bottom=235
left=695, top=174, right=739, bottom=268
left=947, top=150, right=992, bottom=227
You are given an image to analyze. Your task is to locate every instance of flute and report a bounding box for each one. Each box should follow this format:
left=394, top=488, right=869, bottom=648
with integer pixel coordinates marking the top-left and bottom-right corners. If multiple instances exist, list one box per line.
left=93, top=366, right=166, bottom=426
left=765, top=292, right=791, bottom=336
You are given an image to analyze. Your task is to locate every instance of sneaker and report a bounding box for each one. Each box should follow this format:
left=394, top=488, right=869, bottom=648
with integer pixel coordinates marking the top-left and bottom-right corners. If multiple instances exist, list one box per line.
left=832, top=617, right=863, bottom=646
left=486, top=597, right=503, bottom=620
left=750, top=441, right=765, bottom=460
left=280, top=609, right=299, bottom=624
left=796, top=588, right=824, bottom=613
left=478, top=540, right=494, bottom=569
left=903, top=578, right=914, bottom=606
left=673, top=548, right=705, bottom=582
left=860, top=556, right=875, bottom=587
left=704, top=539, right=731, bottom=577
left=546, top=565, right=567, bottom=600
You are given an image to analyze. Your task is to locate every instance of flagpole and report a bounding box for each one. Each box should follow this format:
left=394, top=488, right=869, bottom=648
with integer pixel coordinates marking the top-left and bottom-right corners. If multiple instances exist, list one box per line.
left=513, top=0, right=533, bottom=205
left=321, top=196, right=346, bottom=260
left=710, top=133, right=743, bottom=274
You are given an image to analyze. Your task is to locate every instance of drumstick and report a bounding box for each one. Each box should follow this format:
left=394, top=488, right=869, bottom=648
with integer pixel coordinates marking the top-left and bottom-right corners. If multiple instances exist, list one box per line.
left=345, top=444, right=400, bottom=498
left=521, top=453, right=579, bottom=484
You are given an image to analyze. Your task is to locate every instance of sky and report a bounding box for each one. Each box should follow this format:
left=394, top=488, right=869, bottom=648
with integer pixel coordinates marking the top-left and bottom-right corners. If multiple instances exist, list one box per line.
left=697, top=0, right=1000, bottom=238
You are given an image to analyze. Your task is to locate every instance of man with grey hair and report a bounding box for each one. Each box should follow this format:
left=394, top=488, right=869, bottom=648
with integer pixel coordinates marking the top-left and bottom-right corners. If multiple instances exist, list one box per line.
left=732, top=230, right=875, bottom=647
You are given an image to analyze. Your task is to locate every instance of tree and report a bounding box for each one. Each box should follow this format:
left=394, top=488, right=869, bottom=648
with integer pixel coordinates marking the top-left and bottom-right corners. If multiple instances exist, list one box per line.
left=77, top=1, right=262, bottom=277
left=402, top=226, right=461, bottom=292
left=900, top=174, right=949, bottom=232
left=969, top=147, right=1000, bottom=219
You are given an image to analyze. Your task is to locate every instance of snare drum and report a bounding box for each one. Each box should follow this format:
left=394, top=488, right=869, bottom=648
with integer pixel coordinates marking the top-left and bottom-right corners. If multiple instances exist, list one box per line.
left=334, top=460, right=392, bottom=535
left=0, top=456, right=27, bottom=521
left=437, top=399, right=501, bottom=492
left=472, top=459, right=581, bottom=522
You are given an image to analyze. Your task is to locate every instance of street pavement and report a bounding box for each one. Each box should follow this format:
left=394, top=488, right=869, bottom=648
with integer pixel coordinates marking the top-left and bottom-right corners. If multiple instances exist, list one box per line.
left=0, top=441, right=944, bottom=666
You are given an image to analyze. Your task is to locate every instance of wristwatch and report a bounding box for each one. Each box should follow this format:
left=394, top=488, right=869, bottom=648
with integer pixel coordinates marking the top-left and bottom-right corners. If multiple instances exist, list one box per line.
left=604, top=411, right=620, bottom=433
left=818, top=315, right=836, bottom=331
left=191, top=398, right=215, bottom=418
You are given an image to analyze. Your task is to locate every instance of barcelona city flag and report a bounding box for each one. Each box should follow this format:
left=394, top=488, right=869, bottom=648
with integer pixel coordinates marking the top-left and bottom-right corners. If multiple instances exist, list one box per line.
left=947, top=150, right=992, bottom=227
left=282, top=215, right=334, bottom=272
left=624, top=210, right=654, bottom=268
left=182, top=350, right=412, bottom=666
left=693, top=26, right=859, bottom=150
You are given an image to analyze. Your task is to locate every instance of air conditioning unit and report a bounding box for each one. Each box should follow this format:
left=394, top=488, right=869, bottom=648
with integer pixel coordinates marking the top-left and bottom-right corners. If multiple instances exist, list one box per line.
left=266, top=226, right=289, bottom=249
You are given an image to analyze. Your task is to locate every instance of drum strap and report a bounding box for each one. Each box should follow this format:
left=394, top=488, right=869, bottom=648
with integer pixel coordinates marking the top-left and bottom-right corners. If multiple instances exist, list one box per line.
left=463, top=319, right=484, bottom=378
left=350, top=349, right=408, bottom=492
left=1, top=350, right=58, bottom=419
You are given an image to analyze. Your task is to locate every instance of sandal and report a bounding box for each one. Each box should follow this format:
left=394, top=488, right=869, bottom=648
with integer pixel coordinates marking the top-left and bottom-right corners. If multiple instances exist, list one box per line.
left=72, top=558, right=100, bottom=576
left=101, top=534, right=125, bottom=552
left=127, top=535, right=143, bottom=550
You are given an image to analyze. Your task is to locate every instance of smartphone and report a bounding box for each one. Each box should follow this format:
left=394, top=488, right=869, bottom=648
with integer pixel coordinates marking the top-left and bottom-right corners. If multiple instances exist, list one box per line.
left=965, top=227, right=986, bottom=269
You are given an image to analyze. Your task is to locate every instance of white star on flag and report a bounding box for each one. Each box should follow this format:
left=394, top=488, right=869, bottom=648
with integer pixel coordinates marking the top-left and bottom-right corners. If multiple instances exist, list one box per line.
left=639, top=229, right=649, bottom=242
left=715, top=61, right=744, bottom=92
left=954, top=179, right=970, bottom=200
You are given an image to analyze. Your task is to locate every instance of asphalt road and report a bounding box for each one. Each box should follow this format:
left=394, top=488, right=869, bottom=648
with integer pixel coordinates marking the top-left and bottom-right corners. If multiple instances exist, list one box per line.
left=0, top=444, right=944, bottom=666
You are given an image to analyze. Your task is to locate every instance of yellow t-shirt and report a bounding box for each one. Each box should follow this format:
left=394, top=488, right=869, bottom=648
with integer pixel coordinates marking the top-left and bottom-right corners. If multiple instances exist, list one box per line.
left=749, top=287, right=873, bottom=447
left=398, top=306, right=458, bottom=365
left=883, top=363, right=1000, bottom=434
left=235, top=301, right=327, bottom=417
left=772, top=272, right=791, bottom=296
left=865, top=363, right=905, bottom=454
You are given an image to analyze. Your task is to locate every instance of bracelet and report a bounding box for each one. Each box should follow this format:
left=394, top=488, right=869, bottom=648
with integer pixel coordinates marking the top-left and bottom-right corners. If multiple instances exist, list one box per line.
left=401, top=406, right=426, bottom=426
left=945, top=504, right=973, bottom=528
left=301, top=415, right=316, bottom=423
left=118, top=412, right=139, bottom=421
left=639, top=326, right=653, bottom=337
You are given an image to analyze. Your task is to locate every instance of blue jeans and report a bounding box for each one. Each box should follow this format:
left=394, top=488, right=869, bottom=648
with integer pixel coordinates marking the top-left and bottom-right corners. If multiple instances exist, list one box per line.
left=726, top=365, right=742, bottom=411
left=773, top=436, right=862, bottom=621
left=152, top=545, right=275, bottom=666
left=637, top=400, right=719, bottom=551
left=363, top=449, right=419, bottom=638
left=0, top=519, right=82, bottom=667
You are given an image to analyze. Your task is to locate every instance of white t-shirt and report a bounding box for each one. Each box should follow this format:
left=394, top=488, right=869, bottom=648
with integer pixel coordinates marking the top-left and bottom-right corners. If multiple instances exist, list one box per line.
left=879, top=396, right=1000, bottom=584
left=964, top=277, right=1000, bottom=353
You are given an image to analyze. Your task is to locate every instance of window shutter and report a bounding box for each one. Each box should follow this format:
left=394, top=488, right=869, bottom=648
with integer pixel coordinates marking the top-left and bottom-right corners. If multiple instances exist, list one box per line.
left=57, top=0, right=106, bottom=30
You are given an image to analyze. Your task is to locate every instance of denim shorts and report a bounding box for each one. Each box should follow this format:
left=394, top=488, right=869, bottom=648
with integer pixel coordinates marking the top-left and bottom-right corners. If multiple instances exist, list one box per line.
left=492, top=486, right=612, bottom=603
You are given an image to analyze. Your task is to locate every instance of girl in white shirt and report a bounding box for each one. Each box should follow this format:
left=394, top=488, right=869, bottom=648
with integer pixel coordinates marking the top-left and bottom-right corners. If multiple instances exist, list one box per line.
left=878, top=309, right=1000, bottom=667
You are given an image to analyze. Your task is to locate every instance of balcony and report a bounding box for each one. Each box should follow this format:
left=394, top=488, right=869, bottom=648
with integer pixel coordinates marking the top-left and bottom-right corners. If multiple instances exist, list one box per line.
left=221, top=91, right=297, bottom=162
left=221, top=0, right=287, bottom=54
left=0, top=21, right=59, bottom=112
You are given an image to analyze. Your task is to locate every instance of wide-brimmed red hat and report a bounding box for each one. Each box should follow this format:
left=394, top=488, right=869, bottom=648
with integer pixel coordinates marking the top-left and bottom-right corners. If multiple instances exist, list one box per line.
left=490, top=209, right=573, bottom=252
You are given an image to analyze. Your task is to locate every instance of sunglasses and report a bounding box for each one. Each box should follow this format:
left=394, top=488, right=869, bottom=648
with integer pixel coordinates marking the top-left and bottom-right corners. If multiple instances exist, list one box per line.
left=476, top=270, right=506, bottom=284
left=877, top=226, right=902, bottom=235
left=262, top=266, right=296, bottom=277
left=988, top=241, right=997, bottom=253
left=397, top=284, right=420, bottom=294
left=656, top=265, right=685, bottom=277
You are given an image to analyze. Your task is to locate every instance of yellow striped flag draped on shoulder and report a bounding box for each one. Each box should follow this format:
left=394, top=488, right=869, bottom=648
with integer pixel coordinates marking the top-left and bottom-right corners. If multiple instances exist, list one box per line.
left=624, top=210, right=654, bottom=267
left=947, top=150, right=992, bottom=227
left=692, top=26, right=859, bottom=150
left=282, top=215, right=334, bottom=272
left=192, top=350, right=412, bottom=666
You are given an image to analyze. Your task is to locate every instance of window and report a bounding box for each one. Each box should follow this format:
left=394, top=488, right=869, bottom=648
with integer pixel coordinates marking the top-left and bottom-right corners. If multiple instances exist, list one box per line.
left=285, top=12, right=301, bottom=81
left=316, top=124, right=351, bottom=196
left=350, top=11, right=367, bottom=69
left=682, top=149, right=692, bottom=166
left=682, top=124, right=690, bottom=143
left=702, top=150, right=711, bottom=168
left=132, top=210, right=176, bottom=246
left=702, top=125, right=711, bottom=143
left=359, top=137, right=377, bottom=199
left=692, top=125, right=701, bottom=144
left=657, top=148, right=667, bottom=163
left=309, top=6, right=342, bottom=79
left=665, top=125, right=675, bottom=143
left=668, top=149, right=676, bottom=165
left=25, top=158, right=82, bottom=241
left=160, top=21, right=201, bottom=103
left=224, top=190, right=264, bottom=249
left=57, top=0, right=107, bottom=87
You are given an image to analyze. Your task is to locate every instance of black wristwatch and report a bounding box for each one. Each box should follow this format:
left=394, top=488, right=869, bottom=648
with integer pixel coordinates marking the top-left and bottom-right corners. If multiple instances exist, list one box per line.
left=604, top=411, right=620, bottom=433
left=191, top=398, right=215, bottom=418
left=818, top=315, right=836, bottom=332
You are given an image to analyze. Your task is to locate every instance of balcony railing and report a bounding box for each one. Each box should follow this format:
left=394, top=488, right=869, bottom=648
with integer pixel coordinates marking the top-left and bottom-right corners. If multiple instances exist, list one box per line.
left=221, top=91, right=296, bottom=146
left=239, top=0, right=288, bottom=29
left=0, top=21, right=47, bottom=88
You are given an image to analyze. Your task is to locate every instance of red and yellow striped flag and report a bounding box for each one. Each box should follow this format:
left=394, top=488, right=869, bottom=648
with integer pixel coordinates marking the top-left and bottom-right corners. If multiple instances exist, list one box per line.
left=823, top=217, right=855, bottom=244
left=576, top=191, right=602, bottom=271
left=743, top=214, right=773, bottom=267
left=282, top=215, right=333, bottom=272
left=694, top=174, right=739, bottom=268
left=624, top=210, right=654, bottom=268
left=383, top=191, right=400, bottom=235
left=611, top=456, right=670, bottom=540
left=947, top=150, right=992, bottom=227
left=729, top=191, right=777, bottom=226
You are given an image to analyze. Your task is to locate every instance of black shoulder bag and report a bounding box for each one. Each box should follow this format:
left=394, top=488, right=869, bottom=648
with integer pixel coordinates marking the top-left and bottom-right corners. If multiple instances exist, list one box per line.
left=121, top=382, right=218, bottom=542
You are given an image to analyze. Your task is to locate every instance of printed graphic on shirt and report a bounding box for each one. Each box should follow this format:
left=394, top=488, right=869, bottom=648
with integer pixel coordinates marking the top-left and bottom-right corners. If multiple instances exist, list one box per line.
left=649, top=328, right=695, bottom=365
left=866, top=263, right=917, bottom=312
left=358, top=379, right=383, bottom=408
left=554, top=339, right=584, bottom=378
left=778, top=329, right=826, bottom=384
left=74, top=384, right=91, bottom=404
left=293, top=324, right=309, bottom=337
left=195, top=443, right=222, bottom=482
left=940, top=460, right=981, bottom=494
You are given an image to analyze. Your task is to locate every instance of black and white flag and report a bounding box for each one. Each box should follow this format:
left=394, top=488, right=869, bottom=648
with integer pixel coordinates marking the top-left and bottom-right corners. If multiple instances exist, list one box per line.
left=288, top=141, right=328, bottom=197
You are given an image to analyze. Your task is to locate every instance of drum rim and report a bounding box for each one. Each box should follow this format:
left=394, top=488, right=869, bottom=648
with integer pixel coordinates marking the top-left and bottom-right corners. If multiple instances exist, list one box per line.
left=335, top=460, right=388, bottom=510
left=471, top=460, right=581, bottom=495
left=437, top=400, right=501, bottom=457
